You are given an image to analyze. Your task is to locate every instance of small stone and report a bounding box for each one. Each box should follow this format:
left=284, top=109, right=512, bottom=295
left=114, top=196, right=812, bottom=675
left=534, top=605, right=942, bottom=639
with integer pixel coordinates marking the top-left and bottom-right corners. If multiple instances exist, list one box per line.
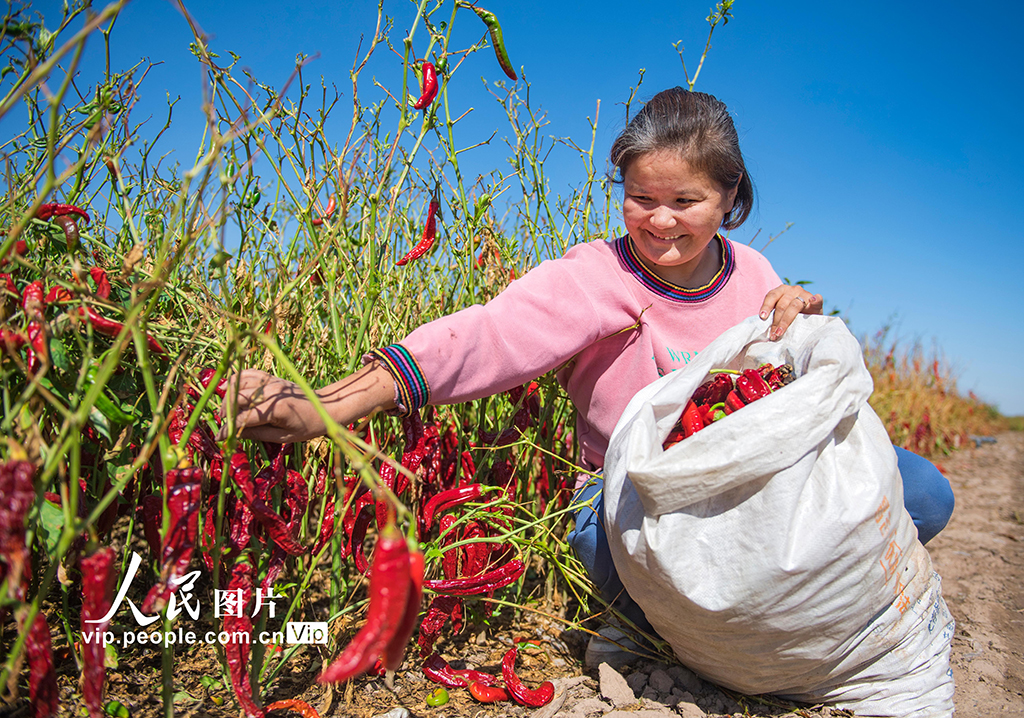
left=648, top=668, right=675, bottom=694
left=371, top=709, right=409, bottom=718
left=475, top=629, right=487, bottom=645
left=599, top=662, right=638, bottom=707
left=626, top=670, right=648, bottom=695
left=641, top=686, right=662, bottom=703
left=667, top=664, right=703, bottom=694
left=552, top=656, right=567, bottom=668
left=676, top=700, right=707, bottom=718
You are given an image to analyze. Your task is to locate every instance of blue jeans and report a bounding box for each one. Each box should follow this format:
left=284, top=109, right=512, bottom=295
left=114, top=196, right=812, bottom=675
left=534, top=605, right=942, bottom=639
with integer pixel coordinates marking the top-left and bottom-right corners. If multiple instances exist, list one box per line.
left=567, top=446, right=954, bottom=631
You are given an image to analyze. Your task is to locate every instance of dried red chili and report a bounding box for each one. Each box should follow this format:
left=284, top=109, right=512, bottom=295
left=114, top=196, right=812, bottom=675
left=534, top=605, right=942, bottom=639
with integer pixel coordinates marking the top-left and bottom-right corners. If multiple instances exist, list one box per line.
left=141, top=466, right=203, bottom=613
left=421, top=652, right=499, bottom=688
left=81, top=547, right=116, bottom=718
left=36, top=202, right=91, bottom=223
left=76, top=306, right=167, bottom=356
left=413, top=62, right=439, bottom=109
left=383, top=548, right=424, bottom=671
left=395, top=198, right=439, bottom=266
left=89, top=267, right=111, bottom=299
left=737, top=368, right=772, bottom=404
left=501, top=638, right=554, bottom=707
left=423, top=558, right=524, bottom=595
left=422, top=484, right=482, bottom=529
left=318, top=523, right=413, bottom=683
left=469, top=681, right=510, bottom=703
left=222, top=562, right=264, bottom=718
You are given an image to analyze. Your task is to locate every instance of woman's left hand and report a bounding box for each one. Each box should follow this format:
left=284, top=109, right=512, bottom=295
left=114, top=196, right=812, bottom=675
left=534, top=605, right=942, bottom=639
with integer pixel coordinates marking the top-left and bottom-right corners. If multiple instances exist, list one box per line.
left=758, top=285, right=824, bottom=341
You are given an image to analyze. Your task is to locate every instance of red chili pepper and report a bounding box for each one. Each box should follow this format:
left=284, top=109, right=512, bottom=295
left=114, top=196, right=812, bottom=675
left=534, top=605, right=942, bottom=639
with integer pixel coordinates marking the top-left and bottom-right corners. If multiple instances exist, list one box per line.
left=89, top=267, right=111, bottom=299
left=265, top=699, right=321, bottom=718
left=422, top=484, right=482, bottom=530
left=222, top=562, right=264, bottom=718
left=43, top=285, right=72, bottom=304
left=737, top=369, right=772, bottom=404
left=469, top=681, right=510, bottom=703
left=0, top=273, right=16, bottom=296
left=311, top=495, right=336, bottom=555
left=36, top=202, right=91, bottom=223
left=681, top=400, right=703, bottom=438
left=141, top=467, right=203, bottom=614
left=413, top=62, right=439, bottom=110
left=76, top=306, right=167, bottom=356
left=21, top=280, right=43, bottom=317
left=383, top=548, right=424, bottom=671
left=230, top=453, right=305, bottom=556
left=25, top=320, right=47, bottom=376
left=417, top=594, right=463, bottom=656
left=0, top=327, right=26, bottom=354
left=423, top=558, right=524, bottom=595
left=27, top=611, right=59, bottom=717
left=311, top=194, right=337, bottom=226
left=421, top=652, right=499, bottom=688
left=724, top=389, right=746, bottom=414
left=501, top=639, right=554, bottom=707
left=395, top=199, right=439, bottom=266
left=81, top=547, right=116, bottom=718
left=318, top=523, right=413, bottom=683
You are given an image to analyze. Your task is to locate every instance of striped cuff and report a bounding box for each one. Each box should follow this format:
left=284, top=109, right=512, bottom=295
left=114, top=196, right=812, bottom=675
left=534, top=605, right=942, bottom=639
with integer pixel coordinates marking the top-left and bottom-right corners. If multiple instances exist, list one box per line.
left=365, top=344, right=430, bottom=415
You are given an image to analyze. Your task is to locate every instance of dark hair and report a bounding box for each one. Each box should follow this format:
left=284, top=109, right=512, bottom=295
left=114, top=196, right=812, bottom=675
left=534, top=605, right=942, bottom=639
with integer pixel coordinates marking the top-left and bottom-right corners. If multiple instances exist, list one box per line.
left=610, top=88, right=754, bottom=230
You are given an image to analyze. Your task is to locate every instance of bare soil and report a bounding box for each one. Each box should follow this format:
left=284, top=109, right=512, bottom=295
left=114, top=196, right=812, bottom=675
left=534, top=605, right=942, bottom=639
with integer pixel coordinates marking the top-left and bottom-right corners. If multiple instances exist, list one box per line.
left=10, top=432, right=1023, bottom=718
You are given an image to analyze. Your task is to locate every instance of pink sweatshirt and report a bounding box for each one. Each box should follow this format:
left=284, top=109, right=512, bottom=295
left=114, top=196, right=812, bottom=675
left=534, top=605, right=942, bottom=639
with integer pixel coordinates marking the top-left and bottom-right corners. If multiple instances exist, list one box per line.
left=368, top=235, right=781, bottom=475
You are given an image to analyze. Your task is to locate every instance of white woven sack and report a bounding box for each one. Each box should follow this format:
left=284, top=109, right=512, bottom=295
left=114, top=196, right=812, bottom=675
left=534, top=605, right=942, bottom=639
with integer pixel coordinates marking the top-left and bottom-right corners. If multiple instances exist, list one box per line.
left=603, top=315, right=954, bottom=717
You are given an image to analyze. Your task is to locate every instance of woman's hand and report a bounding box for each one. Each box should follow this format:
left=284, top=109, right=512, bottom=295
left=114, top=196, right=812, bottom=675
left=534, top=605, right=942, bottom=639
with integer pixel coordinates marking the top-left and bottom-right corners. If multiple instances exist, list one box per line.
left=217, top=369, right=325, bottom=443
left=758, top=285, right=824, bottom=341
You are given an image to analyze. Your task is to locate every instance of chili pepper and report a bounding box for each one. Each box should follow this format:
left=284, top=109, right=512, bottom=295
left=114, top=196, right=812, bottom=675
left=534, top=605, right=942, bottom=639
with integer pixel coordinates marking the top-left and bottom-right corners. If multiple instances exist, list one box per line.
left=0, top=327, right=26, bottom=354
left=27, top=611, right=59, bottom=717
left=311, top=194, right=336, bottom=226
left=264, top=699, right=321, bottom=718
left=422, top=484, right=482, bottom=530
left=421, top=652, right=497, bottom=687
left=417, top=594, right=463, bottom=656
left=681, top=400, right=703, bottom=438
left=230, top=453, right=305, bottom=556
left=142, top=466, right=203, bottom=613
left=501, top=639, right=554, bottom=707
left=198, top=367, right=227, bottom=398
left=222, top=562, right=265, bottom=718
left=76, top=306, right=167, bottom=356
left=1, top=272, right=16, bottom=296
left=423, top=558, right=524, bottom=595
left=469, top=682, right=510, bottom=703
left=425, top=687, right=449, bottom=706
left=704, top=374, right=735, bottom=407
left=348, top=504, right=374, bottom=573
left=43, top=285, right=71, bottom=304
left=53, top=214, right=81, bottom=250
left=89, top=267, right=111, bottom=299
left=395, top=199, right=439, bottom=266
left=22, top=280, right=43, bottom=316
left=139, top=494, right=163, bottom=559
left=413, top=61, right=439, bottom=110
left=707, top=402, right=727, bottom=423
left=457, top=2, right=518, bottom=80
left=81, top=547, right=116, bottom=718
left=737, top=368, right=772, bottom=404
left=25, top=320, right=47, bottom=376
left=319, top=523, right=413, bottom=683
left=383, top=548, right=424, bottom=671
left=36, top=202, right=91, bottom=223
left=724, top=389, right=746, bottom=414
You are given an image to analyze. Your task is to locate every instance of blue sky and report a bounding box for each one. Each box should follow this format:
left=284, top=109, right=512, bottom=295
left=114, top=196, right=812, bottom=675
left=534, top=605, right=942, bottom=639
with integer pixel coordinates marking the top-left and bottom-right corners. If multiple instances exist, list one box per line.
left=16, top=0, right=1024, bottom=414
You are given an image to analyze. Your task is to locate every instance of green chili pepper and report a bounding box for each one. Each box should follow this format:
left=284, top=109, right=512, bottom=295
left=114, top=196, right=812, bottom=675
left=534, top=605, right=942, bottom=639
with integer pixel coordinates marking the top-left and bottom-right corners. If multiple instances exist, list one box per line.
left=457, top=2, right=517, bottom=80
left=425, top=687, right=449, bottom=706
left=84, top=365, right=137, bottom=426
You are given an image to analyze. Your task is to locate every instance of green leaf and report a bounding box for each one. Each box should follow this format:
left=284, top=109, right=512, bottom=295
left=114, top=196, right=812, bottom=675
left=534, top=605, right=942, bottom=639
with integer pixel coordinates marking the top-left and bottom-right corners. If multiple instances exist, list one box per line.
left=36, top=497, right=64, bottom=555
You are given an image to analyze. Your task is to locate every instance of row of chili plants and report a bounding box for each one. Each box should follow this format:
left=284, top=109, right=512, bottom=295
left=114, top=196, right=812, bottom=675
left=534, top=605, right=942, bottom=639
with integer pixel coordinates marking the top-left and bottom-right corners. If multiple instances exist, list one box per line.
left=0, top=1, right=620, bottom=716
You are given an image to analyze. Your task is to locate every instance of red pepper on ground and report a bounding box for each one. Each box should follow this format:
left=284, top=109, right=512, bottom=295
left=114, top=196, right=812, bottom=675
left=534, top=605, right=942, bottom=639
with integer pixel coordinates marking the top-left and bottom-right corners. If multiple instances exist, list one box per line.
left=413, top=62, right=439, bottom=109
left=469, top=681, right=510, bottom=703
left=501, top=638, right=554, bottom=707
left=421, top=652, right=500, bottom=688
left=81, top=547, right=116, bottom=718
left=395, top=198, right=439, bottom=266
left=319, top=523, right=413, bottom=683
left=264, top=699, right=321, bottom=718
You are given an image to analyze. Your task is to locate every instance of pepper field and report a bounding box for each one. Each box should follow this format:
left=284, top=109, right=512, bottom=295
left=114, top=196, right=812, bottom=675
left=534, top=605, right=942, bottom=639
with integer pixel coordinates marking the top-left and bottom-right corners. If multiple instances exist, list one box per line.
left=0, top=2, right=1005, bottom=717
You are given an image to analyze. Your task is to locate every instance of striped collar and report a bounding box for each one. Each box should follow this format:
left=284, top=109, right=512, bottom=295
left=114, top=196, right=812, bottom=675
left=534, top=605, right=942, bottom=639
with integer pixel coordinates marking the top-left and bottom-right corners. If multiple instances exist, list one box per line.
left=614, top=234, right=735, bottom=303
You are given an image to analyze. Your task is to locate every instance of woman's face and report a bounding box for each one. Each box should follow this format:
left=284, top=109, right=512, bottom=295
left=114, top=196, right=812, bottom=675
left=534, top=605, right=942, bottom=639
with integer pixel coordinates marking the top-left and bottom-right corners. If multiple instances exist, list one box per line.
left=622, top=150, right=738, bottom=287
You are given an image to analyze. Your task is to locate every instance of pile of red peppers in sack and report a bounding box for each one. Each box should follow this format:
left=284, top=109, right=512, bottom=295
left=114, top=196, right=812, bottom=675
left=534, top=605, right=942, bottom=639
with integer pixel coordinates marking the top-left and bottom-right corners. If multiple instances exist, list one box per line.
left=664, top=362, right=797, bottom=449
